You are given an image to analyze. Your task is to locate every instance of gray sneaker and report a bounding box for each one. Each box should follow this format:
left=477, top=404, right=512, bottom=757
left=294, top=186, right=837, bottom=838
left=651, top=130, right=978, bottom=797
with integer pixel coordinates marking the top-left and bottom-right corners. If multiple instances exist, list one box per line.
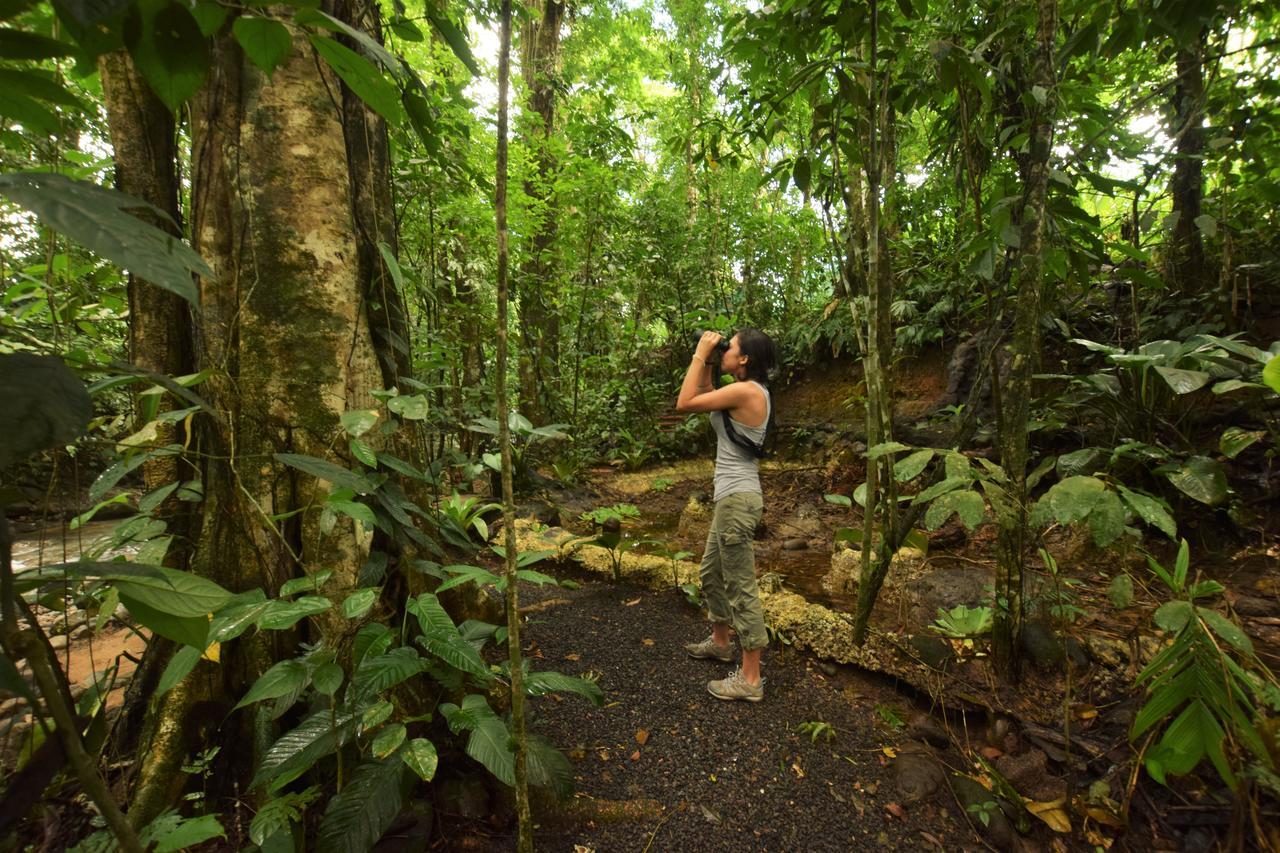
left=707, top=668, right=764, bottom=702
left=685, top=634, right=734, bottom=662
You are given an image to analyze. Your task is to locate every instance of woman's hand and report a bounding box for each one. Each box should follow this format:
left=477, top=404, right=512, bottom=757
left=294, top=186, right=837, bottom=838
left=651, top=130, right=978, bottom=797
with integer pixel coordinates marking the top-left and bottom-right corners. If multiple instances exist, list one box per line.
left=695, top=330, right=723, bottom=360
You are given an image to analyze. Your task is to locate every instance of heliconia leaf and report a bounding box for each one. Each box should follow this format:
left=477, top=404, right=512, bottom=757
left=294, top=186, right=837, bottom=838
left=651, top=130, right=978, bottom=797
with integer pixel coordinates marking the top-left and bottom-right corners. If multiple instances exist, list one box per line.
left=524, top=671, right=604, bottom=705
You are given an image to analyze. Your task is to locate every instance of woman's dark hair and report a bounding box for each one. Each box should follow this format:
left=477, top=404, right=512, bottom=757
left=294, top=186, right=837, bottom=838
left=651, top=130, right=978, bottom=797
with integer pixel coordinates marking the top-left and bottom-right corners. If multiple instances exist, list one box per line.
left=717, top=327, right=779, bottom=458
left=735, top=328, right=776, bottom=385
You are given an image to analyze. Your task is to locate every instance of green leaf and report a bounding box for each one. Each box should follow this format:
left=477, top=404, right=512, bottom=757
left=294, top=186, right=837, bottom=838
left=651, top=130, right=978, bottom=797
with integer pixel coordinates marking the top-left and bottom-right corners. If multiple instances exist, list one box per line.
left=147, top=813, right=226, bottom=853
left=342, top=588, right=378, bottom=619
left=0, top=28, right=72, bottom=58
left=312, top=661, right=344, bottom=696
left=123, top=0, right=209, bottom=112
left=232, top=15, right=293, bottom=77
left=1193, top=213, right=1217, bottom=238
left=866, top=441, right=911, bottom=459
left=354, top=623, right=392, bottom=664
left=1046, top=476, right=1106, bottom=525
left=1108, top=574, right=1134, bottom=608
left=893, top=449, right=934, bottom=482
left=110, top=565, right=232, bottom=616
left=911, top=476, right=970, bottom=505
left=280, top=569, right=332, bottom=598
left=156, top=644, right=202, bottom=696
left=235, top=659, right=310, bottom=710
left=1087, top=489, right=1127, bottom=547
left=527, top=734, right=574, bottom=798
left=253, top=710, right=357, bottom=790
left=340, top=408, right=379, bottom=437
left=1117, top=485, right=1177, bottom=539
left=0, top=89, right=59, bottom=134
left=0, top=353, right=93, bottom=468
left=1153, top=366, right=1211, bottom=395
left=120, top=592, right=210, bottom=647
left=409, top=592, right=455, bottom=635
left=308, top=34, right=402, bottom=124
left=257, top=596, right=331, bottom=630
left=249, top=787, right=321, bottom=847
left=419, top=632, right=493, bottom=681
left=1165, top=456, right=1228, bottom=506
left=361, top=700, right=394, bottom=732
left=425, top=10, right=478, bottom=75
left=1262, top=354, right=1280, bottom=394
left=524, top=670, right=604, bottom=705
left=387, top=394, right=429, bottom=420
left=0, top=654, right=36, bottom=706
left=315, top=759, right=404, bottom=853
left=372, top=723, right=406, bottom=759
left=1154, top=600, right=1193, bottom=633
left=1196, top=607, right=1253, bottom=654
left=924, top=489, right=985, bottom=531
left=823, top=493, right=852, bottom=507
left=1055, top=447, right=1104, bottom=478
left=791, top=156, right=811, bottom=194
left=328, top=499, right=377, bottom=530
left=401, top=738, right=438, bottom=781
left=351, top=650, right=430, bottom=700
left=0, top=173, right=209, bottom=303
left=275, top=452, right=380, bottom=494
left=1219, top=427, right=1263, bottom=459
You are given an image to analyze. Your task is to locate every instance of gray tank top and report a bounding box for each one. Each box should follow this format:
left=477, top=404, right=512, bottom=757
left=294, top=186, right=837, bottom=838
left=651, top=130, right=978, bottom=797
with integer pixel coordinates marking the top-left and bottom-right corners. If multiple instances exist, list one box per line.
left=710, top=381, right=771, bottom=501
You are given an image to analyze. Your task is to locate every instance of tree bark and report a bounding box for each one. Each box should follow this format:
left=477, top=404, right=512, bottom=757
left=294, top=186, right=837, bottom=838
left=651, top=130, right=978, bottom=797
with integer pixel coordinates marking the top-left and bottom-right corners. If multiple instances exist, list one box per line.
left=120, top=9, right=393, bottom=823
left=517, top=0, right=566, bottom=426
left=992, top=0, right=1058, bottom=683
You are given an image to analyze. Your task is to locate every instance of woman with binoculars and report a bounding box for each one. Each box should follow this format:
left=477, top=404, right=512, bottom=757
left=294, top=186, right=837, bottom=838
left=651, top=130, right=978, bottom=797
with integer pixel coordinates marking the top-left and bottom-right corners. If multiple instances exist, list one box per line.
left=675, top=328, right=778, bottom=702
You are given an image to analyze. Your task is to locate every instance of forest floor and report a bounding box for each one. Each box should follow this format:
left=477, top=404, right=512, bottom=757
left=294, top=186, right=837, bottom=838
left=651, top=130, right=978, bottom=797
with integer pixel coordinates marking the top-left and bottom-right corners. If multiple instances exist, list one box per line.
left=4, top=350, right=1277, bottom=851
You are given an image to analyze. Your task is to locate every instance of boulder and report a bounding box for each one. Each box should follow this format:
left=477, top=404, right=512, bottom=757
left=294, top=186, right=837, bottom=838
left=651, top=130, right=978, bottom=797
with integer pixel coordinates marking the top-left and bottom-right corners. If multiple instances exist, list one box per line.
left=902, top=567, right=991, bottom=628
left=677, top=495, right=711, bottom=541
left=893, top=744, right=946, bottom=803
left=822, top=548, right=863, bottom=595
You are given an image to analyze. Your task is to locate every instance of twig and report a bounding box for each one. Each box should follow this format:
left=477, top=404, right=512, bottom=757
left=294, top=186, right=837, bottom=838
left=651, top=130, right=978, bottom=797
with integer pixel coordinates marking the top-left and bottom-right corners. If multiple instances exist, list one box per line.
left=641, top=801, right=684, bottom=853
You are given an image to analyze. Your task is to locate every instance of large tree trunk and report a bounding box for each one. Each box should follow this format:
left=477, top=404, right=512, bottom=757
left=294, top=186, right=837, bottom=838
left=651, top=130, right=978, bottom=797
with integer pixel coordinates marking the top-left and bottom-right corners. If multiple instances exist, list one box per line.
left=991, top=0, right=1058, bottom=683
left=118, top=9, right=393, bottom=824
left=96, top=51, right=199, bottom=765
left=1166, top=28, right=1209, bottom=296
left=516, top=0, right=566, bottom=426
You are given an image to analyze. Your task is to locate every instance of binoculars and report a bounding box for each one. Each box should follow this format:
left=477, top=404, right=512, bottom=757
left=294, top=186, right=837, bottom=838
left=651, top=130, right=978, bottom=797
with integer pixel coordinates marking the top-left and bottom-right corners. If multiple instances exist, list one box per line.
left=693, top=331, right=731, bottom=355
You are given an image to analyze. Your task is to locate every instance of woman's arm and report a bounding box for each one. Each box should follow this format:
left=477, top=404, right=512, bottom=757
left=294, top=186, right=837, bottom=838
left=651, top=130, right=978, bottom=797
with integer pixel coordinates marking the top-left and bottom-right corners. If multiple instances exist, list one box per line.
left=676, top=332, right=753, bottom=413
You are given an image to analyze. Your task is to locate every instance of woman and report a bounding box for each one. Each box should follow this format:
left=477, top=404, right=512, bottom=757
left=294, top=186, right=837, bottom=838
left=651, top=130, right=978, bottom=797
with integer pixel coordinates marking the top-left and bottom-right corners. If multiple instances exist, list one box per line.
left=675, top=328, right=777, bottom=702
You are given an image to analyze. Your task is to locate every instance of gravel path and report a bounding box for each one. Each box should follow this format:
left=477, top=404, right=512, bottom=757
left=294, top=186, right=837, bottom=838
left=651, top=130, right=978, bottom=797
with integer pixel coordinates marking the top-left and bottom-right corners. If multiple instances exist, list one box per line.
left=510, top=569, right=970, bottom=852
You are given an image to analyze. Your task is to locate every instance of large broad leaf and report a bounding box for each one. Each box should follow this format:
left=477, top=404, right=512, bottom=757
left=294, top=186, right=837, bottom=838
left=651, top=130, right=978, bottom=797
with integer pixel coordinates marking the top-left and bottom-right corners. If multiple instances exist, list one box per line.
left=1262, top=354, right=1280, bottom=394
left=424, top=10, right=478, bottom=75
left=351, top=649, right=430, bottom=701
left=1147, top=699, right=1232, bottom=787
left=1219, top=427, right=1263, bottom=459
left=308, top=34, right=401, bottom=124
left=51, top=0, right=136, bottom=26
left=401, top=738, right=438, bottom=781
left=156, top=645, right=203, bottom=696
left=409, top=592, right=455, bottom=635
left=1117, top=485, right=1176, bottom=539
left=1196, top=607, right=1253, bottom=654
left=253, top=710, right=357, bottom=791
left=315, top=759, right=405, bottom=853
left=923, top=489, right=985, bottom=531
left=109, top=565, right=233, bottom=616
left=0, top=353, right=92, bottom=468
left=1152, top=366, right=1211, bottom=395
left=1086, top=489, right=1127, bottom=547
left=232, top=15, right=292, bottom=77
left=1045, top=476, right=1106, bottom=525
left=893, top=449, right=934, bottom=482
left=527, top=734, right=574, bottom=798
left=1165, top=456, right=1228, bottom=506
left=274, top=452, right=381, bottom=494
left=419, top=633, right=492, bottom=681
left=235, top=659, right=310, bottom=710
left=1055, top=447, right=1104, bottom=478
left=0, top=28, right=73, bottom=59
left=123, top=0, right=209, bottom=112
left=0, top=172, right=209, bottom=302
left=119, top=592, right=210, bottom=647
left=256, top=596, right=331, bottom=630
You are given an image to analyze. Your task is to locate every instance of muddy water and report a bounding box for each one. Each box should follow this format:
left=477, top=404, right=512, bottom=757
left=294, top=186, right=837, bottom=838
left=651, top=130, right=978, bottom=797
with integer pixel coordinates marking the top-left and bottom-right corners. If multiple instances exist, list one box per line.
left=10, top=519, right=136, bottom=572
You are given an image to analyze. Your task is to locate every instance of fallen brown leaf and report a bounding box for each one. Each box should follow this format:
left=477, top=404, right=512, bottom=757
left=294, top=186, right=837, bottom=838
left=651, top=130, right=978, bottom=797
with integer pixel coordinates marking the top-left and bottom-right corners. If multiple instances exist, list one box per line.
left=624, top=597, right=641, bottom=606
left=565, top=653, right=581, bottom=661
left=630, top=750, right=641, bottom=761
left=979, top=746, right=1003, bottom=759
left=885, top=802, right=906, bottom=821
left=642, top=638, right=655, bottom=646
left=791, top=762, right=805, bottom=778
left=636, top=729, right=650, bottom=745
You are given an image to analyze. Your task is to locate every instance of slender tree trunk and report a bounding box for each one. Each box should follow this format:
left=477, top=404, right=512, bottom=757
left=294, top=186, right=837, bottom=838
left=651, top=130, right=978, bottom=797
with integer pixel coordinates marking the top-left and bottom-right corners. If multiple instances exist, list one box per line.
left=851, top=0, right=898, bottom=644
left=992, top=0, right=1058, bottom=682
left=1166, top=28, right=1209, bottom=296
left=517, top=0, right=566, bottom=426
left=495, top=2, right=533, bottom=848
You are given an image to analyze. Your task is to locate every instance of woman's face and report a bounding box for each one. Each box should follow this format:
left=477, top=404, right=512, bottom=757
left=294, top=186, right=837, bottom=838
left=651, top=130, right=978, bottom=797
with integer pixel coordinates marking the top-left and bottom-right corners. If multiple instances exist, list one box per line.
left=722, top=334, right=748, bottom=377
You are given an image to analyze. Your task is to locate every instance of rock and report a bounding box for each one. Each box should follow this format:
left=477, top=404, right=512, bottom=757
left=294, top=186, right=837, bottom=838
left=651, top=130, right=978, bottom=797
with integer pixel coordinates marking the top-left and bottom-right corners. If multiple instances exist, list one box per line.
left=903, top=567, right=991, bottom=628
left=907, top=714, right=951, bottom=749
left=71, top=624, right=91, bottom=639
left=758, top=572, right=785, bottom=594
left=437, top=779, right=489, bottom=821
left=1086, top=635, right=1130, bottom=669
left=781, top=538, right=808, bottom=551
left=822, top=549, right=862, bottom=595
left=948, top=773, right=1017, bottom=849
left=516, top=500, right=561, bottom=527
left=893, top=745, right=946, bottom=803
left=818, top=661, right=837, bottom=677
left=994, top=749, right=1066, bottom=801
left=48, top=634, right=68, bottom=650
left=905, top=635, right=954, bottom=671
left=677, top=496, right=711, bottom=540
left=1021, top=620, right=1066, bottom=672
left=1040, top=524, right=1094, bottom=570
left=779, top=504, right=824, bottom=540
left=1232, top=595, right=1278, bottom=617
